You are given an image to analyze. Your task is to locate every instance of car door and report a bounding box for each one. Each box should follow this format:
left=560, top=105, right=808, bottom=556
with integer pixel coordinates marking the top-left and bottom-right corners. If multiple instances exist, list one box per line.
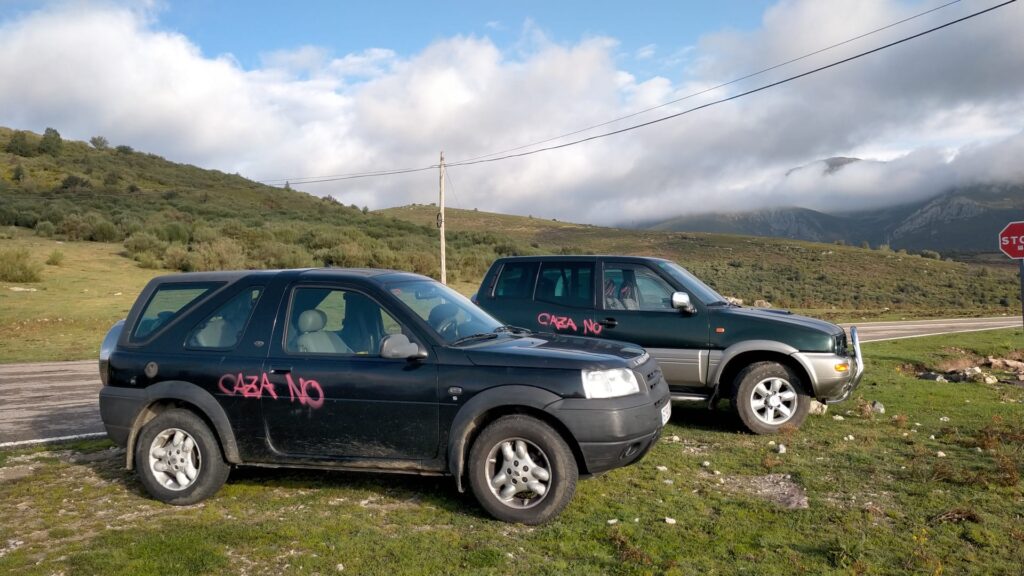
left=260, top=282, right=439, bottom=461
left=528, top=260, right=599, bottom=337
left=597, top=261, right=711, bottom=387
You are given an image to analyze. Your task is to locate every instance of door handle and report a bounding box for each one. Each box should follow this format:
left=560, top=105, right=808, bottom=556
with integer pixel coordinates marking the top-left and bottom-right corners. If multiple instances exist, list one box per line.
left=599, top=318, right=618, bottom=328
left=269, top=367, right=292, bottom=375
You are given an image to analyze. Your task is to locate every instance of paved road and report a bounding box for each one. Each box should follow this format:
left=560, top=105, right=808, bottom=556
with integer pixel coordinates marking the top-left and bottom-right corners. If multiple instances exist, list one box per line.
left=840, top=316, right=1021, bottom=343
left=1, top=317, right=1020, bottom=446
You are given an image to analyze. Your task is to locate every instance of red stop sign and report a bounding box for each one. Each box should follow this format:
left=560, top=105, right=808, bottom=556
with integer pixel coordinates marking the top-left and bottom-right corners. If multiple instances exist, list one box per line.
left=999, top=221, right=1024, bottom=259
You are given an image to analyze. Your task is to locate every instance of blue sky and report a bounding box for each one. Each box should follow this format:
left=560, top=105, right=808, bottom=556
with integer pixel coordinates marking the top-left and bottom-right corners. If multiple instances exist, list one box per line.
left=155, top=0, right=774, bottom=73
left=1, top=1, right=1022, bottom=222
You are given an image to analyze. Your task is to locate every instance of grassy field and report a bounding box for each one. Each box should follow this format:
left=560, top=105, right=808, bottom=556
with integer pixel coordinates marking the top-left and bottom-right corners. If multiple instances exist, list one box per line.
left=0, top=228, right=166, bottom=362
left=1, top=329, right=1022, bottom=575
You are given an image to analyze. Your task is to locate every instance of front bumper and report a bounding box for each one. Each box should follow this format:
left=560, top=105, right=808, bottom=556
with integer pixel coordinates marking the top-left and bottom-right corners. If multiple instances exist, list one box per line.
left=545, top=368, right=671, bottom=474
left=792, top=326, right=865, bottom=404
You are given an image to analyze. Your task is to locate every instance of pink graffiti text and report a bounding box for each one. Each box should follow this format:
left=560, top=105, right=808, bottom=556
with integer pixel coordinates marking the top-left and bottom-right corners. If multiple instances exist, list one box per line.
left=537, top=313, right=603, bottom=336
left=218, top=372, right=325, bottom=409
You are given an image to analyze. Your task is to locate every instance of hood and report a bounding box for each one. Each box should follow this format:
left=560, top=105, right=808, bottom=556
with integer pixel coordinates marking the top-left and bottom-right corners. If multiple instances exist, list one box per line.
left=712, top=306, right=842, bottom=352
left=464, top=333, right=647, bottom=370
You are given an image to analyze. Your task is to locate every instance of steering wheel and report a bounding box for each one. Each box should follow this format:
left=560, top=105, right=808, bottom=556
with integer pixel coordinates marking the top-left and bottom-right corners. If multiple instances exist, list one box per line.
left=435, top=317, right=459, bottom=341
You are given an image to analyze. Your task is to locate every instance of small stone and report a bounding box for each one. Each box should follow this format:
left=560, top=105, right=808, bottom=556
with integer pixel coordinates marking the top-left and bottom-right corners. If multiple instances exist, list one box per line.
left=768, top=441, right=776, bottom=447
left=982, top=375, right=998, bottom=385
left=939, top=416, right=950, bottom=422
left=902, top=432, right=909, bottom=437
left=919, top=372, right=948, bottom=383
left=776, top=444, right=787, bottom=454
left=665, top=517, right=677, bottom=525
left=701, top=461, right=711, bottom=468
left=663, top=479, right=674, bottom=485
left=656, top=465, right=668, bottom=472
left=336, top=564, right=345, bottom=572
left=914, top=422, right=922, bottom=427
left=670, top=435, right=681, bottom=442
left=975, top=447, right=983, bottom=453
left=713, top=470, right=721, bottom=476
left=832, top=415, right=845, bottom=421
left=929, top=435, right=935, bottom=440
left=808, top=400, right=829, bottom=415
left=870, top=400, right=885, bottom=415
left=607, top=519, right=619, bottom=525
left=936, top=451, right=946, bottom=458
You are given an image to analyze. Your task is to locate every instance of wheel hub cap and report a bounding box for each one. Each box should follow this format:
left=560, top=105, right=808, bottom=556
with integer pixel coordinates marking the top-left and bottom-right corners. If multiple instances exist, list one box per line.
left=148, top=428, right=201, bottom=491
left=486, top=439, right=551, bottom=509
left=750, top=377, right=797, bottom=426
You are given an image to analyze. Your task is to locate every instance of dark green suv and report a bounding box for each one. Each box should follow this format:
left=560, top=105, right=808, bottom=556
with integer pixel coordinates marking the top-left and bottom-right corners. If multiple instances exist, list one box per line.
left=475, top=256, right=863, bottom=434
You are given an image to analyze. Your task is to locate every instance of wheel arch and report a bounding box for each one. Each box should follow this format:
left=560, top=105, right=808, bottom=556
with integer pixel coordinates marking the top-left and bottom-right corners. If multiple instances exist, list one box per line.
left=711, top=341, right=814, bottom=397
left=446, top=386, right=585, bottom=492
left=125, top=381, right=240, bottom=470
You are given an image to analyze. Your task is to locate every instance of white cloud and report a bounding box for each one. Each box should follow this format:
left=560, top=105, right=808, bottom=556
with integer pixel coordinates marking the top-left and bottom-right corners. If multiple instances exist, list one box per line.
left=635, top=43, right=656, bottom=60
left=0, top=1, right=1022, bottom=224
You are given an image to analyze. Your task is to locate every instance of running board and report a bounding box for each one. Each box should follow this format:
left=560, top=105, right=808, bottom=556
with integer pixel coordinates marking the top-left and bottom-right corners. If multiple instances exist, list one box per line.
left=671, top=393, right=711, bottom=402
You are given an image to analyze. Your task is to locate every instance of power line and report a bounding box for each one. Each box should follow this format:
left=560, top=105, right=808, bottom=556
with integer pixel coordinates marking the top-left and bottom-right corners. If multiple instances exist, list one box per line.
left=444, top=0, right=1015, bottom=169
left=257, top=0, right=971, bottom=185
left=451, top=0, right=966, bottom=164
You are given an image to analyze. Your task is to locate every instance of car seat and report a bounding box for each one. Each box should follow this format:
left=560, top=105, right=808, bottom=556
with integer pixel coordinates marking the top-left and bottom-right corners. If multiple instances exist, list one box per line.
left=296, top=309, right=352, bottom=354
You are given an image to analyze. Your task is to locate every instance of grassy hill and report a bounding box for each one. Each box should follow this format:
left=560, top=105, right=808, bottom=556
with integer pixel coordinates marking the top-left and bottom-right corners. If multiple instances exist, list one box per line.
left=0, top=126, right=1021, bottom=363
left=380, top=205, right=1022, bottom=321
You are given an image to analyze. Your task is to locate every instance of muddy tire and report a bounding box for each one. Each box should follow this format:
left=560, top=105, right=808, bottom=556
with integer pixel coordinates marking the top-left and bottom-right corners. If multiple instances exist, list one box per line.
left=468, top=415, right=578, bottom=525
left=731, top=361, right=810, bottom=434
left=135, top=409, right=230, bottom=505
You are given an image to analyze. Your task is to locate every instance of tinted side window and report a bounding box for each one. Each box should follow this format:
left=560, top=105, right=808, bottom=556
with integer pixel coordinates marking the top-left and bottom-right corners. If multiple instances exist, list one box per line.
left=132, top=283, right=220, bottom=341
left=536, top=262, right=594, bottom=308
left=187, top=287, right=263, bottom=349
left=286, top=287, right=405, bottom=356
left=494, top=262, right=538, bottom=299
left=603, top=264, right=674, bottom=311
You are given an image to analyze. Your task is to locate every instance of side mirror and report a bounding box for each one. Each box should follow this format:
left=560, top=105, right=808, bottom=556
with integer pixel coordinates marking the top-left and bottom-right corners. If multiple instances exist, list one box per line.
left=380, top=334, right=427, bottom=360
left=671, top=291, right=696, bottom=314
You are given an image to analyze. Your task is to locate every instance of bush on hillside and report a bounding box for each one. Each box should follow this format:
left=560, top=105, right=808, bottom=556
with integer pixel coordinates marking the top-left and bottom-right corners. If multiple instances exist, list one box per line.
left=38, top=128, right=62, bottom=156
left=46, top=250, right=64, bottom=266
left=4, top=131, right=34, bottom=157
left=123, top=232, right=168, bottom=260
left=0, top=248, right=42, bottom=282
left=187, top=238, right=246, bottom=271
left=34, top=221, right=55, bottom=237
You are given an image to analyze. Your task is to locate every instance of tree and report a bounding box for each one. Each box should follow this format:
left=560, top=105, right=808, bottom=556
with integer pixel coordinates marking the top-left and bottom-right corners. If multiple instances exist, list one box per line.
left=12, top=165, right=25, bottom=182
left=38, top=128, right=62, bottom=156
left=4, top=131, right=34, bottom=157
left=90, top=136, right=109, bottom=150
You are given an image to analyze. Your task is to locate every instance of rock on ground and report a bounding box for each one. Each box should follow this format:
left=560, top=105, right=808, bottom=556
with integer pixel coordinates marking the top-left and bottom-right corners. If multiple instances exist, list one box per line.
left=871, top=400, right=886, bottom=414
left=809, top=400, right=828, bottom=415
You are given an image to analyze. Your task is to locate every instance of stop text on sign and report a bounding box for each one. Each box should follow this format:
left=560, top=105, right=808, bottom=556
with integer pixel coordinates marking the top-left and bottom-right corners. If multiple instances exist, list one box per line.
left=998, top=221, right=1024, bottom=260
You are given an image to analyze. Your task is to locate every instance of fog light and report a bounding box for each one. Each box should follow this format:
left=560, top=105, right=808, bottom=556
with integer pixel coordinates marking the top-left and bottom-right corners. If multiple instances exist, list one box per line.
left=835, top=363, right=850, bottom=372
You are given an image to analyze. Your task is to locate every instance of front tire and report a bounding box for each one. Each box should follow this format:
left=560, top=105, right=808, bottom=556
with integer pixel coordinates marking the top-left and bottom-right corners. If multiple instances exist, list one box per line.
left=468, top=415, right=578, bottom=525
left=135, top=408, right=230, bottom=505
left=731, top=362, right=810, bottom=434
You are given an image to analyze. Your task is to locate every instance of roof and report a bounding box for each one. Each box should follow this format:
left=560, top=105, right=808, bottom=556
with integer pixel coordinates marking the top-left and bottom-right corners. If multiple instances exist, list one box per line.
left=150, top=268, right=431, bottom=285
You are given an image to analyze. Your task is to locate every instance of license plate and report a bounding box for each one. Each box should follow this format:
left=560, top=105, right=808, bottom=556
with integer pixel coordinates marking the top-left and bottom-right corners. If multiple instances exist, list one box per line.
left=660, top=401, right=672, bottom=426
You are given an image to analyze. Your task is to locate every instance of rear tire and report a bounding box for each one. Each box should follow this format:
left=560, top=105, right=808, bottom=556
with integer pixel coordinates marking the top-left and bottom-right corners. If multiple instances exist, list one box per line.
left=731, top=362, right=810, bottom=434
left=467, top=415, right=578, bottom=524
left=135, top=408, right=230, bottom=505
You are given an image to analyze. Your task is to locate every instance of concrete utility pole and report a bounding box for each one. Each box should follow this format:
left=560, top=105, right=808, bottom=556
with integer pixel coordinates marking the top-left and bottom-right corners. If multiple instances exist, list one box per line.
left=438, top=151, right=447, bottom=285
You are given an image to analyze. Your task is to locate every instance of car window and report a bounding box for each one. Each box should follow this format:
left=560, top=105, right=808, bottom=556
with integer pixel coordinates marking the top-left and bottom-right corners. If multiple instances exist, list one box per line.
left=493, top=262, right=538, bottom=299
left=132, top=283, right=220, bottom=341
left=536, top=262, right=594, bottom=308
left=286, top=287, right=405, bottom=356
left=186, top=287, right=262, bottom=349
left=387, top=279, right=503, bottom=344
left=603, top=264, right=674, bottom=311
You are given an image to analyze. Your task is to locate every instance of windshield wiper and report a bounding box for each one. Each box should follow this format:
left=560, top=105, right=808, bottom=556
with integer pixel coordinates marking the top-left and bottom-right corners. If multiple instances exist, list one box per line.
left=451, top=332, right=500, bottom=346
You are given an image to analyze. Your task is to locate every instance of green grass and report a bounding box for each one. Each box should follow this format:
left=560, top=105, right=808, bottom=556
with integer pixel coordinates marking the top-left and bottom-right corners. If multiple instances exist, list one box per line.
left=0, top=229, right=165, bottom=362
left=2, top=329, right=1022, bottom=575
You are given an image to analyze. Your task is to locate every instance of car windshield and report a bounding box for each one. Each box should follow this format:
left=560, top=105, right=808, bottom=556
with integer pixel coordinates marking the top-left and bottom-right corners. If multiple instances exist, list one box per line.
left=654, top=260, right=728, bottom=305
left=387, top=279, right=504, bottom=345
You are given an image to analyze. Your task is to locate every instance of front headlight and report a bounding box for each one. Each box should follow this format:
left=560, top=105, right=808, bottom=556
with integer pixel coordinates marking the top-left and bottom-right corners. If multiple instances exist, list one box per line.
left=581, top=368, right=640, bottom=399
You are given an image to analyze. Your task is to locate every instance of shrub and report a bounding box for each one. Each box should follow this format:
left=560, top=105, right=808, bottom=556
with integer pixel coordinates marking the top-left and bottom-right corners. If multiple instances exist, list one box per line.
left=187, top=238, right=247, bottom=271
left=89, top=136, right=109, bottom=150
left=91, top=220, right=121, bottom=242
left=123, top=232, right=168, bottom=258
left=45, top=249, right=64, bottom=266
left=920, top=250, right=941, bottom=260
left=115, top=145, right=134, bottom=154
left=0, top=248, right=42, bottom=282
left=4, top=131, right=34, bottom=156
left=38, top=128, right=62, bottom=156
left=162, top=244, right=190, bottom=271
left=35, top=221, right=56, bottom=237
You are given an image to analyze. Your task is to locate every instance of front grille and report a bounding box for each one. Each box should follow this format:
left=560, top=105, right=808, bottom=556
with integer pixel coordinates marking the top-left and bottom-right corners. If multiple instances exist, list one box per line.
left=834, top=334, right=848, bottom=356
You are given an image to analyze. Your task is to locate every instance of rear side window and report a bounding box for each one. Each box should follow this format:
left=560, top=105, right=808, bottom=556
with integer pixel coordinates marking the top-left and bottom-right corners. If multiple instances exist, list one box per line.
left=536, top=262, right=594, bottom=308
left=493, top=262, right=538, bottom=299
left=132, top=283, right=220, bottom=341
left=187, top=287, right=263, bottom=349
